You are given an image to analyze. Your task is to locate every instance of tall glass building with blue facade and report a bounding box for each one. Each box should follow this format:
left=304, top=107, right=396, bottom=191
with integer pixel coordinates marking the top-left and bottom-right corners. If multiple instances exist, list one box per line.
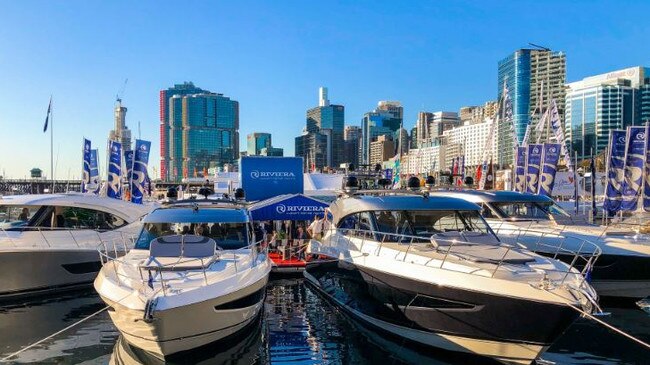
left=161, top=82, right=239, bottom=181
left=566, top=66, right=650, bottom=159
left=360, top=101, right=403, bottom=165
left=496, top=49, right=566, bottom=166
left=247, top=132, right=272, bottom=156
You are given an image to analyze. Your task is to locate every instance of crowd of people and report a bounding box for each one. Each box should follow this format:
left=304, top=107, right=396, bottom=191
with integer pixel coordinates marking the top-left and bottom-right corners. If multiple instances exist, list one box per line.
left=255, top=213, right=331, bottom=261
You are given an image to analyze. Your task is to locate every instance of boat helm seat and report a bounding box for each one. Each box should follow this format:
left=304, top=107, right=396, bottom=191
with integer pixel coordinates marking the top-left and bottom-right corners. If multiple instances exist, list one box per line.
left=142, top=235, right=218, bottom=271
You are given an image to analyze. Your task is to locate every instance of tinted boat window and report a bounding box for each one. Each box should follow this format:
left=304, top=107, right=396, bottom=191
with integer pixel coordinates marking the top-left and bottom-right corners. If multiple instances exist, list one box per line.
left=135, top=222, right=249, bottom=250
left=0, top=205, right=41, bottom=229
left=491, top=202, right=551, bottom=220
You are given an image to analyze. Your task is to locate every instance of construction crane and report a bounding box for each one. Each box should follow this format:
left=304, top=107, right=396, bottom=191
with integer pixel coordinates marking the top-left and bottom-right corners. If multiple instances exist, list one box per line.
left=116, top=78, right=128, bottom=103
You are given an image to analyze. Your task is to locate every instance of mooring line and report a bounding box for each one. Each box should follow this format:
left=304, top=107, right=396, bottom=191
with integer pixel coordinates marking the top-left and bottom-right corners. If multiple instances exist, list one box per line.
left=545, top=289, right=650, bottom=351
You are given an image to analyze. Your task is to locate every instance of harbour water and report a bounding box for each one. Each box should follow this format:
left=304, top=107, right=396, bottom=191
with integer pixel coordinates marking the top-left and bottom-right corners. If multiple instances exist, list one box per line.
left=1, top=278, right=649, bottom=365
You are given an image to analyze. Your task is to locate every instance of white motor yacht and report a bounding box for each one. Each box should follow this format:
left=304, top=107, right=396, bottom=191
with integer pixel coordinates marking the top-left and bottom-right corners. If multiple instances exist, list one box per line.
left=431, top=190, right=650, bottom=299
left=305, top=178, right=600, bottom=365
left=0, top=193, right=152, bottom=300
left=94, top=197, right=271, bottom=358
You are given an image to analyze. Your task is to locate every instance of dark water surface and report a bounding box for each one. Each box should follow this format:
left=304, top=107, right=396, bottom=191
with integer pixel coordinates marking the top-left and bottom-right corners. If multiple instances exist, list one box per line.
left=1, top=278, right=649, bottom=365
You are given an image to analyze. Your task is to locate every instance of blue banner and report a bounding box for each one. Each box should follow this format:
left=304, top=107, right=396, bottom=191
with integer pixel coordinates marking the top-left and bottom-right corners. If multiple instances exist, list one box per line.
left=81, top=138, right=91, bottom=193
left=240, top=157, right=304, bottom=201
left=514, top=146, right=526, bottom=192
left=538, top=143, right=561, bottom=197
left=526, top=144, right=542, bottom=194
left=131, top=140, right=151, bottom=204
left=107, top=140, right=122, bottom=199
left=604, top=130, right=627, bottom=216
left=249, top=194, right=329, bottom=221
left=621, top=126, right=646, bottom=211
left=89, top=149, right=100, bottom=194
left=644, top=125, right=650, bottom=212
left=124, top=150, right=134, bottom=188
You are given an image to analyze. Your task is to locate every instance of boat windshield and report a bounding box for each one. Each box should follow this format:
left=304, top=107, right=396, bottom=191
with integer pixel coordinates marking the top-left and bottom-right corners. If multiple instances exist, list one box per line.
left=490, top=202, right=552, bottom=220
left=135, top=222, right=249, bottom=250
left=0, top=205, right=42, bottom=229
left=340, top=210, right=492, bottom=237
left=540, top=202, right=572, bottom=218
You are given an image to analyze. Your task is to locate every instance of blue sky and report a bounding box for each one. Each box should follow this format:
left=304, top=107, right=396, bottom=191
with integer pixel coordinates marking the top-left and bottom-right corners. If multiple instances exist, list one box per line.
left=1, top=0, right=648, bottom=179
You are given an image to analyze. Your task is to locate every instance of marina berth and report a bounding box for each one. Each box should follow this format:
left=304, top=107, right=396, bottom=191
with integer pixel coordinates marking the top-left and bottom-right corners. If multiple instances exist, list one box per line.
left=430, top=190, right=650, bottom=299
left=305, top=179, right=600, bottom=365
left=0, top=193, right=152, bottom=301
left=94, top=196, right=271, bottom=358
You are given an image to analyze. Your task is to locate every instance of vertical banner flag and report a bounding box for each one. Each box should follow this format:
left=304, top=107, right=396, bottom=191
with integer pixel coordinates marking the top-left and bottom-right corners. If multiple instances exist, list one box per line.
left=107, top=140, right=123, bottom=199
left=590, top=156, right=597, bottom=219
left=131, top=139, right=151, bottom=204
left=81, top=138, right=92, bottom=193
left=603, top=131, right=627, bottom=216
left=514, top=146, right=526, bottom=192
left=644, top=124, right=650, bottom=212
left=484, top=159, right=494, bottom=190
left=621, top=126, right=646, bottom=211
left=89, top=149, right=100, bottom=194
left=549, top=100, right=573, bottom=173
left=538, top=143, right=561, bottom=197
left=460, top=155, right=466, bottom=186
left=124, top=150, right=134, bottom=188
left=526, top=144, right=543, bottom=194
left=479, top=118, right=497, bottom=189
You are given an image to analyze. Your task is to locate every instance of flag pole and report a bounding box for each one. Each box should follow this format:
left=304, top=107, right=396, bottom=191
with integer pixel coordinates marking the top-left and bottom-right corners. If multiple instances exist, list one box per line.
left=50, top=97, right=54, bottom=193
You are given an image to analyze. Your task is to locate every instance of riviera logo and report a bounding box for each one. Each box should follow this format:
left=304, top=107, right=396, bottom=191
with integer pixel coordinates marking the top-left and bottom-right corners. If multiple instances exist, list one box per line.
left=275, top=204, right=324, bottom=214
left=276, top=204, right=287, bottom=213
left=250, top=170, right=296, bottom=179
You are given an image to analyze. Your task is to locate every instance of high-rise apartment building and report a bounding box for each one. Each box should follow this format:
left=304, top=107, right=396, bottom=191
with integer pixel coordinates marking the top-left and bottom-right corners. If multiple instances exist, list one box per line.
left=160, top=82, right=239, bottom=181
left=159, top=82, right=207, bottom=180
left=414, top=111, right=459, bottom=148
left=459, top=101, right=498, bottom=124
left=361, top=101, right=403, bottom=165
left=565, top=66, right=650, bottom=158
left=247, top=132, right=272, bottom=156
left=497, top=48, right=566, bottom=166
left=369, top=135, right=395, bottom=166
left=108, top=100, right=132, bottom=151
left=295, top=128, right=328, bottom=171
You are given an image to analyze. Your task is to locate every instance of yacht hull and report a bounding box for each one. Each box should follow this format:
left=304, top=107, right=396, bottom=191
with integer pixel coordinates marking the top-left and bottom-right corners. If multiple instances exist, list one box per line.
left=100, top=274, right=268, bottom=358
left=305, top=259, right=577, bottom=365
left=0, top=249, right=103, bottom=301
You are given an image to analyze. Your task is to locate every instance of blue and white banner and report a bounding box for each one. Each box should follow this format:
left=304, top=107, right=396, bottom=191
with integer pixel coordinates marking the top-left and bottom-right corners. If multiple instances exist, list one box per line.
left=241, top=156, right=304, bottom=201
left=81, top=138, right=92, bottom=193
left=549, top=100, right=573, bottom=173
left=526, top=144, right=543, bottom=194
left=621, top=126, right=646, bottom=211
left=538, top=143, right=561, bottom=197
left=107, top=140, right=122, bottom=199
left=131, top=139, right=151, bottom=204
left=514, top=146, right=526, bottom=192
left=644, top=125, right=650, bottom=212
left=603, top=130, right=627, bottom=216
left=124, top=150, right=134, bottom=188
left=89, top=149, right=100, bottom=194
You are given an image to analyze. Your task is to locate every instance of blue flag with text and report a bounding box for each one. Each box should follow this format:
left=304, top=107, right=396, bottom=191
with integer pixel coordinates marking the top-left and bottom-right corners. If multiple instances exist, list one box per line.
left=621, top=126, right=646, bottom=211
left=526, top=144, right=542, bottom=194
left=603, top=130, right=627, bottom=216
left=81, top=138, right=92, bottom=193
left=131, top=140, right=151, bottom=204
left=107, top=140, right=122, bottom=199
left=538, top=143, right=561, bottom=197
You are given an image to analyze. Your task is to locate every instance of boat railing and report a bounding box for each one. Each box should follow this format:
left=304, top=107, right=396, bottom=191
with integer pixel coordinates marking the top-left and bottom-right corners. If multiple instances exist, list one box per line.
left=0, top=226, right=135, bottom=250
left=489, top=222, right=602, bottom=283
left=97, top=235, right=268, bottom=296
left=319, top=226, right=600, bottom=288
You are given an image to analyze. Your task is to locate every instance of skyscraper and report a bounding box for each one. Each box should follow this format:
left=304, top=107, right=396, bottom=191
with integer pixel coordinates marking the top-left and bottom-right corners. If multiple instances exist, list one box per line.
left=343, top=125, right=361, bottom=167
left=247, top=132, right=272, bottom=156
left=108, top=100, right=132, bottom=151
left=296, top=87, right=345, bottom=170
left=361, top=101, right=403, bottom=165
left=565, top=66, right=650, bottom=158
left=497, top=48, right=566, bottom=166
left=160, top=82, right=206, bottom=181
left=414, top=111, right=459, bottom=148
left=160, top=82, right=239, bottom=181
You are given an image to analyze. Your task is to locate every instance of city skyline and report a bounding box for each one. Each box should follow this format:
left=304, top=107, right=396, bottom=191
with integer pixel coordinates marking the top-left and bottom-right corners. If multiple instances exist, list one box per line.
left=1, top=1, right=649, bottom=178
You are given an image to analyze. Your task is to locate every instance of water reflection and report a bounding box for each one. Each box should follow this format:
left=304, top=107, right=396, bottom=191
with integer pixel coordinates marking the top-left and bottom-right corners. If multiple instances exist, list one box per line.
left=1, top=280, right=649, bottom=365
